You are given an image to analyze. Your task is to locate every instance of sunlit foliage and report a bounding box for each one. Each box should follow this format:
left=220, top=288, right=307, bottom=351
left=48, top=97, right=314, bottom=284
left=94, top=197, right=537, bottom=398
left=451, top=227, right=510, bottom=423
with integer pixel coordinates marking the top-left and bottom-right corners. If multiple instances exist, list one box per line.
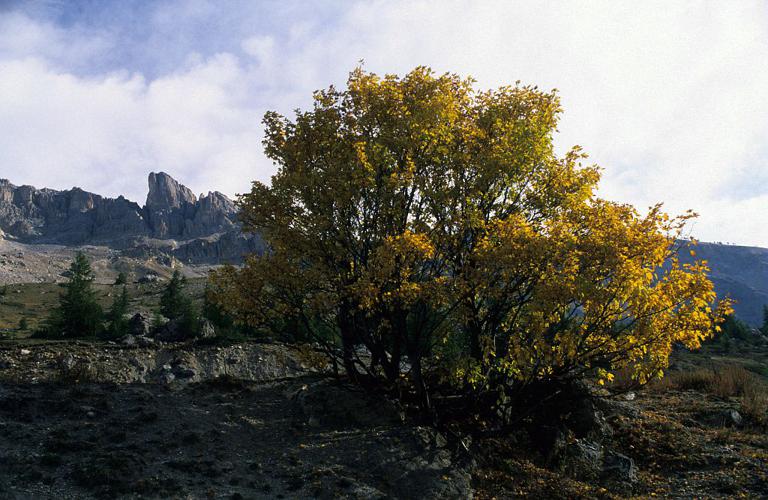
left=210, top=67, right=729, bottom=409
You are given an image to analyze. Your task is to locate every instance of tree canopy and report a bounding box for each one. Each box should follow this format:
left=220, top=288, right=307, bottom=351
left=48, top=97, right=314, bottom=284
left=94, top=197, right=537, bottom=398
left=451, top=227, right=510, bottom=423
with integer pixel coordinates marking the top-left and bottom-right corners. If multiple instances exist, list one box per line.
left=210, top=67, right=729, bottom=412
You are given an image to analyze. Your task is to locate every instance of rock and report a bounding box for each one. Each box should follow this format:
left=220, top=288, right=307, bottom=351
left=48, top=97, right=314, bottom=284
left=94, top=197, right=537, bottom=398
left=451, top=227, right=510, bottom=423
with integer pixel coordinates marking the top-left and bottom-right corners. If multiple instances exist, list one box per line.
left=290, top=379, right=402, bottom=428
left=146, top=172, right=197, bottom=211
left=58, top=354, right=77, bottom=371
left=603, top=450, right=637, bottom=482
left=155, top=318, right=191, bottom=342
left=174, top=368, right=196, bottom=379
left=20, top=349, right=31, bottom=356
left=137, top=274, right=162, bottom=284
left=121, top=335, right=137, bottom=347
left=198, top=319, right=216, bottom=339
left=0, top=172, right=260, bottom=264
left=565, top=398, right=613, bottom=443
left=135, top=336, right=154, bottom=348
left=128, top=312, right=153, bottom=336
left=559, top=439, right=604, bottom=479
left=715, top=409, right=743, bottom=427
left=158, top=371, right=175, bottom=384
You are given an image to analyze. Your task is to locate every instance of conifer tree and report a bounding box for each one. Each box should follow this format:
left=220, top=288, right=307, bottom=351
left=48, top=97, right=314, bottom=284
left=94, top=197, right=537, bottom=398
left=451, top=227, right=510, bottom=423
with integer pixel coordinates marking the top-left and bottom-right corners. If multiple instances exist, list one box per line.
left=160, top=269, right=198, bottom=335
left=46, top=252, right=104, bottom=338
left=160, top=270, right=189, bottom=320
left=104, top=285, right=130, bottom=339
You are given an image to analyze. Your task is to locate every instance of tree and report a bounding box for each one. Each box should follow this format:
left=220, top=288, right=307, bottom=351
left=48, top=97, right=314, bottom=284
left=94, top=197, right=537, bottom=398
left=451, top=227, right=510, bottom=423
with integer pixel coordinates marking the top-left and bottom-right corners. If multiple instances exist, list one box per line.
left=115, top=272, right=128, bottom=286
left=160, top=269, right=198, bottom=335
left=104, top=284, right=130, bottom=339
left=18, top=318, right=28, bottom=331
left=721, top=313, right=752, bottom=342
left=160, top=270, right=190, bottom=320
left=44, top=252, right=104, bottom=338
left=211, top=67, right=729, bottom=416
left=760, top=305, right=768, bottom=337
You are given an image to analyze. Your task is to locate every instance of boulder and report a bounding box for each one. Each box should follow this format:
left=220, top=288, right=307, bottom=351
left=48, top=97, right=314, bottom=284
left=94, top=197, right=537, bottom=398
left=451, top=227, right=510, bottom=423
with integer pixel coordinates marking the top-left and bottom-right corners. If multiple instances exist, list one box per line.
left=198, top=319, right=216, bottom=339
left=603, top=450, right=637, bottom=483
left=559, top=439, right=604, bottom=479
left=128, top=313, right=153, bottom=337
left=137, top=274, right=162, bottom=284
left=155, top=318, right=195, bottom=342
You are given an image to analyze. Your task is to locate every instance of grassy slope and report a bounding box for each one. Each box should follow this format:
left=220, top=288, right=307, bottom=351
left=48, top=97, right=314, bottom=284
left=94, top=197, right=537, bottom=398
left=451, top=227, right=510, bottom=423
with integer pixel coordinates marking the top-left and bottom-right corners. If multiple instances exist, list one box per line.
left=0, top=278, right=208, bottom=334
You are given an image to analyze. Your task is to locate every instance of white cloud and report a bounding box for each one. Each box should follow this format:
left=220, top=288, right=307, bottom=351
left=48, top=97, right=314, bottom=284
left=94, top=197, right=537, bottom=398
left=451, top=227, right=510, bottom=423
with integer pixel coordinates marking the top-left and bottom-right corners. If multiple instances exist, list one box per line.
left=1, top=1, right=768, bottom=245
left=0, top=53, right=267, bottom=202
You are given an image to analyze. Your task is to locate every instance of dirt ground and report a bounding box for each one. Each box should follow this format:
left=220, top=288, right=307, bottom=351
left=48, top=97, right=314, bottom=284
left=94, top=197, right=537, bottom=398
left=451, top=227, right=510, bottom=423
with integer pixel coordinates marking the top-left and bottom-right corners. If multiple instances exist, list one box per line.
left=1, top=340, right=767, bottom=499
left=0, top=342, right=471, bottom=499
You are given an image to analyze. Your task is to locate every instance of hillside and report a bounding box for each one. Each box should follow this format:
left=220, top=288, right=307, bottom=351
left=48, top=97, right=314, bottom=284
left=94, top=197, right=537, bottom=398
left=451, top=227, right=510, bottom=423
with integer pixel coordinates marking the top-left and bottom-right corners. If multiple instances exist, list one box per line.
left=678, top=241, right=768, bottom=326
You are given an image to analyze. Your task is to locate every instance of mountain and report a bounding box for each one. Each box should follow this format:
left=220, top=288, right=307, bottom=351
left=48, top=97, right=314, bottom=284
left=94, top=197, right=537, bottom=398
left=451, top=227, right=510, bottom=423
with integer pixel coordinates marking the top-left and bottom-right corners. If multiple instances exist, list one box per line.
left=678, top=241, right=768, bottom=326
left=0, top=172, right=262, bottom=265
left=1, top=175, right=766, bottom=324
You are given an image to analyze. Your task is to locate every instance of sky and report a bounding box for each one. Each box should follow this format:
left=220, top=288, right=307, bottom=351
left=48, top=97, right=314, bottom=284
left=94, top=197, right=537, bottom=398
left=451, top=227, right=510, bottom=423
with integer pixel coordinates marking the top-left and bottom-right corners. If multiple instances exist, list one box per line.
left=1, top=1, right=767, bottom=246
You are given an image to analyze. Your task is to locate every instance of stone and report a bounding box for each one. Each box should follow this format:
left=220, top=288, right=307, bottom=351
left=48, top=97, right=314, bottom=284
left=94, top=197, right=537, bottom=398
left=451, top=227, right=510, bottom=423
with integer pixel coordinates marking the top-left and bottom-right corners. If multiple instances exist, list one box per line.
left=174, top=368, right=196, bottom=379
left=137, top=274, right=162, bottom=284
left=155, top=318, right=194, bottom=342
left=135, top=336, right=154, bottom=348
left=121, top=335, right=137, bottom=347
left=565, top=398, right=613, bottom=442
left=560, top=439, right=604, bottom=479
left=716, top=409, right=743, bottom=427
left=128, top=312, right=153, bottom=337
left=603, top=450, right=637, bottom=482
left=198, top=319, right=216, bottom=339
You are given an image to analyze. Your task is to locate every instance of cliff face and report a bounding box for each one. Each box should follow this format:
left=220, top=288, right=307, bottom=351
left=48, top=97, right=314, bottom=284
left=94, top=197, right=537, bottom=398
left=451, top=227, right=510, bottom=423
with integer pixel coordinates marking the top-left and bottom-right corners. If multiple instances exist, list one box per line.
left=0, top=173, right=259, bottom=263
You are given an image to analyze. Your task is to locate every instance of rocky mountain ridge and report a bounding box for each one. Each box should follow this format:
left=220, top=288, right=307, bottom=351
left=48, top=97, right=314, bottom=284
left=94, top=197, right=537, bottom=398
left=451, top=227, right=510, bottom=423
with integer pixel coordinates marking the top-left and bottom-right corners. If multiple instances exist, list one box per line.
left=0, top=172, right=261, bottom=265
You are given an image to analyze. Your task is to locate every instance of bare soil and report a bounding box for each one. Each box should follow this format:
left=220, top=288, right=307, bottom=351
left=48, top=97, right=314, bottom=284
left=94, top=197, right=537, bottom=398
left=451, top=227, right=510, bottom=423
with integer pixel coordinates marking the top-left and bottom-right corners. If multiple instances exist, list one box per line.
left=0, top=341, right=471, bottom=499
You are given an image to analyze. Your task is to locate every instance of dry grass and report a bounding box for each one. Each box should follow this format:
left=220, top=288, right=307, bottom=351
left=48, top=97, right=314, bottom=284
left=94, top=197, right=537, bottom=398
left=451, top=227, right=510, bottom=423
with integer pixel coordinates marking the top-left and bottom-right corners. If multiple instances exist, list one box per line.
left=653, top=365, right=768, bottom=426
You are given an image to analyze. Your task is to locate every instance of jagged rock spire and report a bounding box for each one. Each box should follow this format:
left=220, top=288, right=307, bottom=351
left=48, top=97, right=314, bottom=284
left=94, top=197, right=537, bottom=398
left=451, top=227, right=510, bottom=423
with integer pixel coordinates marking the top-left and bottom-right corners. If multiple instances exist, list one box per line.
left=146, top=172, right=197, bottom=210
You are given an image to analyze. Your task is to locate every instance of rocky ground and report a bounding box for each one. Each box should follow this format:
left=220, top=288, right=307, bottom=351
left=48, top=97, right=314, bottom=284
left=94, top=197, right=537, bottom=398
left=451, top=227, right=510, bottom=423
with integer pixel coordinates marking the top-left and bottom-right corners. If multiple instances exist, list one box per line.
left=0, top=340, right=766, bottom=499
left=0, top=341, right=471, bottom=499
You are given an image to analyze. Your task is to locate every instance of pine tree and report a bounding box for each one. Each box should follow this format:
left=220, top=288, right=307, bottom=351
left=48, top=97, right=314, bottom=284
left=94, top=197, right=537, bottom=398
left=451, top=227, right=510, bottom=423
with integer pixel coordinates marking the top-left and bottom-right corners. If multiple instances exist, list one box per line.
left=160, top=269, right=199, bottom=336
left=160, top=270, right=189, bottom=320
left=115, top=272, right=128, bottom=286
left=104, top=285, right=130, bottom=339
left=45, top=253, right=104, bottom=338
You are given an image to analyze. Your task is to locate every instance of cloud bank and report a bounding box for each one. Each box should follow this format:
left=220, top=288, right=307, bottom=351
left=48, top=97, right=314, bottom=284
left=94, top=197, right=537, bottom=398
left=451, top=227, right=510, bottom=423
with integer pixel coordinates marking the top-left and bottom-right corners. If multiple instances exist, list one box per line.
left=1, top=1, right=767, bottom=245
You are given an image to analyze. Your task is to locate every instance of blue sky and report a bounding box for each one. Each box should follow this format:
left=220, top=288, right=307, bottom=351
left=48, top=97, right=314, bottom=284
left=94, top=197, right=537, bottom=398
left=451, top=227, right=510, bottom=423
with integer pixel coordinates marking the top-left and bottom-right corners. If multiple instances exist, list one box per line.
left=1, top=1, right=768, bottom=245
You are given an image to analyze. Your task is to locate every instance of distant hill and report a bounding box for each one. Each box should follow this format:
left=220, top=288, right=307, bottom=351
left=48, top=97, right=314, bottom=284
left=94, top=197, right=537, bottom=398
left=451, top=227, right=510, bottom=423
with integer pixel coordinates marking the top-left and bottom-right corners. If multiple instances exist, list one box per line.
left=678, top=241, right=768, bottom=326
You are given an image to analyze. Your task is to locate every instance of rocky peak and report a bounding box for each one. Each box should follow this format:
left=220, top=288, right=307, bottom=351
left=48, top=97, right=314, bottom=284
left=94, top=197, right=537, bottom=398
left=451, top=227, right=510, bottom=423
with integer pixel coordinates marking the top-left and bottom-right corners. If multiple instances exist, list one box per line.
left=0, top=172, right=257, bottom=263
left=146, top=172, right=197, bottom=210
